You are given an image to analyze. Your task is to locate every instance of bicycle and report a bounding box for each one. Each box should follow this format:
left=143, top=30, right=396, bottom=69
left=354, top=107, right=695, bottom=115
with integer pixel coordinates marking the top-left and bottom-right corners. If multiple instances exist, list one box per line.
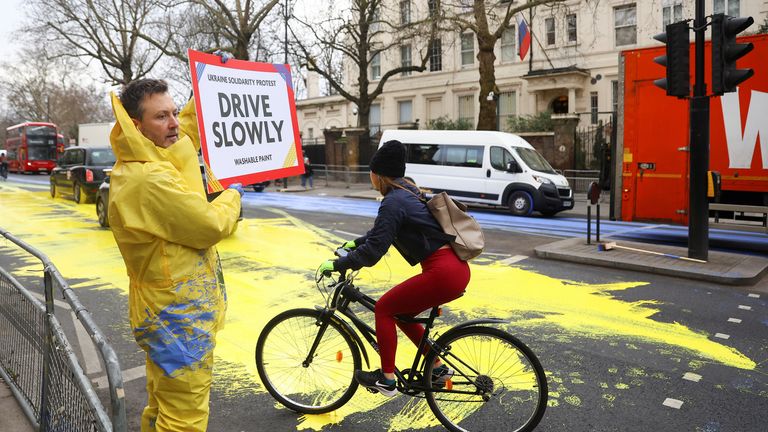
left=255, top=248, right=548, bottom=431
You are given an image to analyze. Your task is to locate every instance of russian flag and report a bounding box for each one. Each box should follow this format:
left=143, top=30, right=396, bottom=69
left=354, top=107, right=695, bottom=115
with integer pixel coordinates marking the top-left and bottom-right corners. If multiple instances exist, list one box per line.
left=517, top=13, right=531, bottom=61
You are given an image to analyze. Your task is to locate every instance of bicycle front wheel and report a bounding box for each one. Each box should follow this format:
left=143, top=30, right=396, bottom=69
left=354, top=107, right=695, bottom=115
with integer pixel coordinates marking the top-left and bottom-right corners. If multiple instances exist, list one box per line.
left=255, top=308, right=361, bottom=414
left=424, top=326, right=548, bottom=432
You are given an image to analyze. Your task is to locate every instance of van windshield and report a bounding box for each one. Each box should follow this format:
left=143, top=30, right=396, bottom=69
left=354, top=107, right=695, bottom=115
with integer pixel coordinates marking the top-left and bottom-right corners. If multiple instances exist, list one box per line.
left=515, top=148, right=556, bottom=174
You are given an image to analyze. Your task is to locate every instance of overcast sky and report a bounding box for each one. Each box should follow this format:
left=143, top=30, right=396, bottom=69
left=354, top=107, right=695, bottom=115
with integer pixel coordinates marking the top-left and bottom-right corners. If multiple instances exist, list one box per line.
left=0, top=1, right=24, bottom=62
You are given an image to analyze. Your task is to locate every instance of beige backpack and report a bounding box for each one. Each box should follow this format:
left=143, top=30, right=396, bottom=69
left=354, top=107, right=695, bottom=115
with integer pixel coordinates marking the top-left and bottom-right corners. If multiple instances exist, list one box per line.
left=426, top=192, right=485, bottom=261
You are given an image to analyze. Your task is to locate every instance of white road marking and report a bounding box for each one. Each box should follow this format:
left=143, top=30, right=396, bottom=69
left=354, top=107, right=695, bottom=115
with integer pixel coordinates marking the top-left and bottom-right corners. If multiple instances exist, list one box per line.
left=333, top=230, right=362, bottom=238
left=714, top=333, right=730, bottom=340
left=93, top=365, right=146, bottom=389
left=500, top=255, right=528, bottom=265
left=727, top=318, right=742, bottom=323
left=738, top=305, right=752, bottom=310
left=72, top=311, right=103, bottom=374
left=663, top=398, right=684, bottom=409
left=747, top=293, right=760, bottom=298
left=682, top=373, right=702, bottom=382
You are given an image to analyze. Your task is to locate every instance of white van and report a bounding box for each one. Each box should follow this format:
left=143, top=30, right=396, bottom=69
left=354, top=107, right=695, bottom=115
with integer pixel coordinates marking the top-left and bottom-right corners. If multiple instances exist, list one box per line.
left=379, top=129, right=573, bottom=216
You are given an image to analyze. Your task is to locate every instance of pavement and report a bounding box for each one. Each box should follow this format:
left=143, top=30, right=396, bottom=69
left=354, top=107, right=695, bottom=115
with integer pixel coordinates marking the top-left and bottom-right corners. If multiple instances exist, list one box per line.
left=275, top=179, right=768, bottom=287
left=3, top=179, right=767, bottom=430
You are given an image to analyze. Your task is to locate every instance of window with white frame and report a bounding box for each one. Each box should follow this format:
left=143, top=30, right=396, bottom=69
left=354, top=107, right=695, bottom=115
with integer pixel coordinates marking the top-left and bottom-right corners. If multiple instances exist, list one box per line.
left=567, top=14, right=577, bottom=43
left=501, top=25, right=516, bottom=62
left=429, top=38, right=442, bottom=71
left=370, top=6, right=381, bottom=32
left=370, top=53, right=381, bottom=79
left=399, top=100, right=413, bottom=124
left=461, top=33, right=474, bottom=66
left=590, top=91, right=599, bottom=124
left=498, top=91, right=516, bottom=131
left=401, top=45, right=412, bottom=76
left=458, top=95, right=474, bottom=124
left=428, top=0, right=438, bottom=17
left=714, top=0, right=739, bottom=16
left=400, top=1, right=410, bottom=25
left=614, top=4, right=637, bottom=46
left=370, top=104, right=381, bottom=136
left=663, top=0, right=683, bottom=27
left=545, top=17, right=556, bottom=46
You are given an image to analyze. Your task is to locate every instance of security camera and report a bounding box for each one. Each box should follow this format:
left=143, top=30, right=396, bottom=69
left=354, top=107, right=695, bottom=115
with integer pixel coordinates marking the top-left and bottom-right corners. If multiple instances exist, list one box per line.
left=486, top=91, right=495, bottom=101
left=352, top=107, right=358, bottom=115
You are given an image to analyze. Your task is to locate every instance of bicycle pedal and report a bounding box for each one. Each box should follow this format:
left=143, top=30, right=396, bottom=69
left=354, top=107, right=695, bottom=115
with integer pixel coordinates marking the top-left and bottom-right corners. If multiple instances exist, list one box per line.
left=365, top=387, right=379, bottom=394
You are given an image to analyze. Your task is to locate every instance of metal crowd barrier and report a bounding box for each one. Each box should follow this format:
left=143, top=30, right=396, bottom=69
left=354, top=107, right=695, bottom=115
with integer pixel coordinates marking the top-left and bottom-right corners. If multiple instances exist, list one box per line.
left=0, top=227, right=126, bottom=432
left=564, top=170, right=600, bottom=193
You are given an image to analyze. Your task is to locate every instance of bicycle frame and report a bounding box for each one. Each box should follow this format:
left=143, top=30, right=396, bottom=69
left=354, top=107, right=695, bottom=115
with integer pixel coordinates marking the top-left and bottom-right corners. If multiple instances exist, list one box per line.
left=307, top=271, right=507, bottom=396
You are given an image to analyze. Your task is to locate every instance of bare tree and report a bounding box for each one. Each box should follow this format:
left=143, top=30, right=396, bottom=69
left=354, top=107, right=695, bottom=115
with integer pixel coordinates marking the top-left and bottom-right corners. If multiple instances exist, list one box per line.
left=291, top=0, right=439, bottom=132
left=24, top=0, right=167, bottom=85
left=441, top=0, right=565, bottom=130
left=139, top=0, right=280, bottom=62
left=1, top=50, right=112, bottom=139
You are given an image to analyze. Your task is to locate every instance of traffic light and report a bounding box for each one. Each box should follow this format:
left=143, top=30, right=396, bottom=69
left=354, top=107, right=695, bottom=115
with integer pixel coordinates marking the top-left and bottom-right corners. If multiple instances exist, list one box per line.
left=653, top=21, right=691, bottom=98
left=711, top=14, right=754, bottom=95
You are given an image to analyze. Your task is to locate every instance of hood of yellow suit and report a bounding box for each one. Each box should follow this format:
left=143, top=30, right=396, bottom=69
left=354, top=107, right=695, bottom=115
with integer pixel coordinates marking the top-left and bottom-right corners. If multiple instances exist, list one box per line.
left=109, top=92, right=208, bottom=197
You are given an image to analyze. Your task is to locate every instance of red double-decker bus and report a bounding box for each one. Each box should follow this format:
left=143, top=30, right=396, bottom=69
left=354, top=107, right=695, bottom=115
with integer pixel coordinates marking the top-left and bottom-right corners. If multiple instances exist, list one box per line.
left=5, top=122, right=62, bottom=174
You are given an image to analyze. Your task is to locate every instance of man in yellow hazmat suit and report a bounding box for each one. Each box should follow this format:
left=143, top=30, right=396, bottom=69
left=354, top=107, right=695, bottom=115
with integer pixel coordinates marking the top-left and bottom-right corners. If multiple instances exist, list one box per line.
left=109, top=78, right=242, bottom=431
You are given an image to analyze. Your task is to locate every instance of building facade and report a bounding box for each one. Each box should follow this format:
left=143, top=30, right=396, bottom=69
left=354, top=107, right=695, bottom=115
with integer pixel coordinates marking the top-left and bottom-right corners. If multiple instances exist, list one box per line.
left=296, top=0, right=768, bottom=140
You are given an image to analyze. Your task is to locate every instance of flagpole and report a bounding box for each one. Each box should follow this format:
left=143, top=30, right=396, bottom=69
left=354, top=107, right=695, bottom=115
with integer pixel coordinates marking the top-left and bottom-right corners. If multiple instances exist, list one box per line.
left=528, top=7, right=533, bottom=73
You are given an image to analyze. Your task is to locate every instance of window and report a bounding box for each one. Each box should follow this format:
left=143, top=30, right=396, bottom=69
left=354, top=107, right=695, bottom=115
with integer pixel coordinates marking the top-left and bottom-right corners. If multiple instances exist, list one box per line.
left=400, top=45, right=412, bottom=76
left=545, top=17, right=555, bottom=46
left=461, top=33, right=474, bottom=66
left=662, top=0, right=683, bottom=27
left=714, top=0, right=739, bottom=16
left=458, top=95, right=474, bottom=124
left=614, top=4, right=637, bottom=46
left=445, top=146, right=484, bottom=168
left=501, top=25, right=516, bottom=62
left=590, top=91, right=599, bottom=125
left=370, top=6, right=381, bottom=32
left=428, top=0, right=438, bottom=17
left=307, top=127, right=314, bottom=139
left=567, top=14, right=577, bottom=43
left=407, top=144, right=441, bottom=165
left=370, top=53, right=381, bottom=79
left=370, top=104, right=381, bottom=136
left=498, top=91, right=516, bottom=131
left=612, top=80, right=619, bottom=114
left=400, top=1, right=410, bottom=25
left=398, top=100, right=413, bottom=124
left=429, top=39, right=442, bottom=71
left=490, top=146, right=515, bottom=171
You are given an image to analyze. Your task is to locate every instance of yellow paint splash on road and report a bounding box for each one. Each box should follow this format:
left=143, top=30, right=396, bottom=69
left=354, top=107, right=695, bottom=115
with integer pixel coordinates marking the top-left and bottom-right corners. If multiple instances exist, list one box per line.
left=0, top=184, right=758, bottom=431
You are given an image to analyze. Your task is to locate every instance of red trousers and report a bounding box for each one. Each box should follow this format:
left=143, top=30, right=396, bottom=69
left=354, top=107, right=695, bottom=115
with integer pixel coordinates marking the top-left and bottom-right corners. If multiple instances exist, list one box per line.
left=375, top=247, right=470, bottom=374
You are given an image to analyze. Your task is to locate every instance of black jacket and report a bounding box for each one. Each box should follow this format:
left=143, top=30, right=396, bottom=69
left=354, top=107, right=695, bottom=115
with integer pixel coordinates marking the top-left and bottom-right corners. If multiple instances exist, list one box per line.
left=334, top=180, right=453, bottom=272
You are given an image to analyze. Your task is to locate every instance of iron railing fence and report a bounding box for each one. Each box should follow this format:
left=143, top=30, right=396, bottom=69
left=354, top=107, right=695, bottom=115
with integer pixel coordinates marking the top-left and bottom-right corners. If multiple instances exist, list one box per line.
left=0, top=227, right=126, bottom=432
left=564, top=170, right=600, bottom=193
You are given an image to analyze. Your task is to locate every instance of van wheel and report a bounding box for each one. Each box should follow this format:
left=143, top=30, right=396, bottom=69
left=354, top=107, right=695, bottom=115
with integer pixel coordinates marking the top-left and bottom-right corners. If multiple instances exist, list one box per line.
left=73, top=183, right=82, bottom=204
left=50, top=182, right=57, bottom=198
left=508, top=191, right=533, bottom=216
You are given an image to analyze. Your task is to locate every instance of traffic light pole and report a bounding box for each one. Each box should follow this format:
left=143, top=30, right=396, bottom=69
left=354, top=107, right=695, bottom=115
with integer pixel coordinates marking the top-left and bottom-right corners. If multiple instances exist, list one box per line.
left=689, top=0, right=708, bottom=261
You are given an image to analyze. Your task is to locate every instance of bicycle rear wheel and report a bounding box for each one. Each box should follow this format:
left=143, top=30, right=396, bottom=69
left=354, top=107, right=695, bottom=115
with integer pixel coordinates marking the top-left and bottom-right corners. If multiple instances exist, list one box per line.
left=424, top=326, right=547, bottom=432
left=255, top=308, right=361, bottom=414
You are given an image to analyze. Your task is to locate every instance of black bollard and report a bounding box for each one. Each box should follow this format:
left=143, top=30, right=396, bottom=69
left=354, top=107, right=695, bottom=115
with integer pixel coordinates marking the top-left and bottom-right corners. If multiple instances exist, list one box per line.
left=596, top=204, right=601, bottom=243
left=587, top=205, right=592, bottom=245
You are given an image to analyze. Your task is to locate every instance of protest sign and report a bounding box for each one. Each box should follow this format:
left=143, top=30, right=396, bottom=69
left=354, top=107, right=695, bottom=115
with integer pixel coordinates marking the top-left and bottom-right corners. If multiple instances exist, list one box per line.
left=188, top=49, right=304, bottom=191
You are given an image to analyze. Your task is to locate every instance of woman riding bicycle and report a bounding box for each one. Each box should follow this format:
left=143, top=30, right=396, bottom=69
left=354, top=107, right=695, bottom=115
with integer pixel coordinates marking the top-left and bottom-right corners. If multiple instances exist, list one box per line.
left=319, top=140, right=471, bottom=397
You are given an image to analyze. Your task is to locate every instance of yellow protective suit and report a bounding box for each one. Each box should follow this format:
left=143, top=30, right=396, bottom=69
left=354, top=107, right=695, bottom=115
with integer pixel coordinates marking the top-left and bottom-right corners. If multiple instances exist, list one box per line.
left=108, top=93, right=241, bottom=432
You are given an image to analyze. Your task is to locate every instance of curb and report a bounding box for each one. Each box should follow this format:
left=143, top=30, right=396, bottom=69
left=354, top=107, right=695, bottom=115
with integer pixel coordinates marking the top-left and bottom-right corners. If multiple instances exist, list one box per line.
left=534, top=237, right=768, bottom=285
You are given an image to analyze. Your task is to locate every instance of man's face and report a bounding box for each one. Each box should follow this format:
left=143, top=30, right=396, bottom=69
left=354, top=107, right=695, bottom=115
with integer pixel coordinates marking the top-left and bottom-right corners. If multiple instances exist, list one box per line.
left=132, top=92, right=179, bottom=148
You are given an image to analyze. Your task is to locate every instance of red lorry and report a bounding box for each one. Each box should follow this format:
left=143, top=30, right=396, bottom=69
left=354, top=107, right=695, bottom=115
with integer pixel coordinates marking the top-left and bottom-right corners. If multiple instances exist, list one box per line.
left=616, top=34, right=767, bottom=224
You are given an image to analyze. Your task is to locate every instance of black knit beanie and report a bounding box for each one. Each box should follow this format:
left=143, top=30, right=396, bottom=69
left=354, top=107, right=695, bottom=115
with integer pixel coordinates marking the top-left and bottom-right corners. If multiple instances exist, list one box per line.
left=370, top=140, right=406, bottom=178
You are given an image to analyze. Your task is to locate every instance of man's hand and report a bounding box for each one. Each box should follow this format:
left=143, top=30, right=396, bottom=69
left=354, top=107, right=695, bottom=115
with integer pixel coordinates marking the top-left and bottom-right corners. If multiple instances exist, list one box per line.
left=228, top=183, right=244, bottom=197
left=213, top=50, right=233, bottom=63
left=342, top=240, right=356, bottom=250
left=318, top=260, right=336, bottom=277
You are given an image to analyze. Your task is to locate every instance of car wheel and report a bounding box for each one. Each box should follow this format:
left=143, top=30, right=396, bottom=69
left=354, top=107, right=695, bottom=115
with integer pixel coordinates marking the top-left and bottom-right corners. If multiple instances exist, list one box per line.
left=50, top=182, right=57, bottom=198
left=508, top=191, right=533, bottom=216
left=73, top=183, right=82, bottom=204
left=252, top=184, right=264, bottom=192
left=96, top=196, right=109, bottom=228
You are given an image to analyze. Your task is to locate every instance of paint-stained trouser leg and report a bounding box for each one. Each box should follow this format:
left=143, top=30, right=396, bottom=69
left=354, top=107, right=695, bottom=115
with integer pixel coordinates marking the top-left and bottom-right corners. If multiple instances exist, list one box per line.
left=141, top=354, right=214, bottom=432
